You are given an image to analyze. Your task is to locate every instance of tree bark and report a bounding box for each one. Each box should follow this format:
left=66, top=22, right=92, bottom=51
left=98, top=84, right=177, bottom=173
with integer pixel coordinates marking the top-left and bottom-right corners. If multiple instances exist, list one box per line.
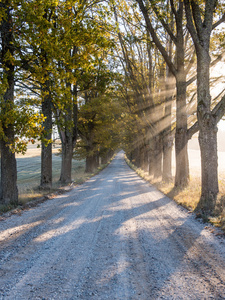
left=153, top=134, right=163, bottom=179
left=196, top=52, right=218, bottom=212
left=1, top=133, right=18, bottom=205
left=143, top=144, right=149, bottom=173
left=162, top=133, right=173, bottom=182
left=174, top=77, right=189, bottom=186
left=197, top=120, right=218, bottom=212
left=60, top=141, right=74, bottom=184
left=40, top=83, right=52, bottom=189
left=95, top=152, right=100, bottom=168
left=59, top=86, right=77, bottom=184
left=148, top=139, right=155, bottom=177
left=140, top=144, right=145, bottom=170
left=174, top=3, right=189, bottom=187
left=162, top=96, right=173, bottom=182
left=85, top=151, right=96, bottom=173
left=0, top=2, right=18, bottom=205
left=162, top=32, right=174, bottom=183
left=184, top=0, right=219, bottom=212
left=131, top=146, right=140, bottom=168
left=137, top=0, right=189, bottom=187
left=101, top=155, right=108, bottom=165
left=108, top=149, right=114, bottom=161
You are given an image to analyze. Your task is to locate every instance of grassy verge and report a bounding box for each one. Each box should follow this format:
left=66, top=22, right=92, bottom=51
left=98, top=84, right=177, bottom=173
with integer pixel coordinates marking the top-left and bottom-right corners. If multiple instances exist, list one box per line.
left=124, top=155, right=225, bottom=232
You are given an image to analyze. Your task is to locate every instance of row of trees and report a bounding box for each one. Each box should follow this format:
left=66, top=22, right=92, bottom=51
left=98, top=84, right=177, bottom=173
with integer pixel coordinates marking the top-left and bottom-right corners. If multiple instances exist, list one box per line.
left=1, top=0, right=225, bottom=214
left=112, top=0, right=225, bottom=214
left=0, top=0, right=121, bottom=206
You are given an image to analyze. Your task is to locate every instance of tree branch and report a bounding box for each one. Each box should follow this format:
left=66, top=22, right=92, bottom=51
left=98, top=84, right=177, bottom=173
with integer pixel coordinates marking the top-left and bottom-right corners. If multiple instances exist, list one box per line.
left=190, top=0, right=204, bottom=37
left=169, top=0, right=177, bottom=17
left=150, top=1, right=177, bottom=44
left=136, top=0, right=177, bottom=77
left=187, top=93, right=225, bottom=139
left=213, top=94, right=225, bottom=124
left=186, top=50, right=225, bottom=86
left=212, top=13, right=225, bottom=30
left=203, top=0, right=217, bottom=30
left=183, top=0, right=200, bottom=48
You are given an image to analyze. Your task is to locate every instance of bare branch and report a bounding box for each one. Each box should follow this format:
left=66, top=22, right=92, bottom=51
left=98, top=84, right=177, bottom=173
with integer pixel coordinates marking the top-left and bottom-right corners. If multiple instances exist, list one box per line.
left=16, top=82, right=41, bottom=96
left=186, top=50, right=225, bottom=86
left=183, top=0, right=200, bottom=48
left=150, top=1, right=177, bottom=44
left=137, top=0, right=177, bottom=77
left=190, top=0, right=204, bottom=37
left=187, top=92, right=225, bottom=139
left=212, top=13, right=225, bottom=30
left=213, top=93, right=225, bottom=124
left=169, top=0, right=177, bottom=17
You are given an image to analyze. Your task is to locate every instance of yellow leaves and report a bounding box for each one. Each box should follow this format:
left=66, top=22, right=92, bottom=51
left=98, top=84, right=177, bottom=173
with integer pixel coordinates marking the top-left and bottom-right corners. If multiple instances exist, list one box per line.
left=0, top=100, right=45, bottom=154
left=3, top=50, right=15, bottom=65
left=78, top=116, right=88, bottom=123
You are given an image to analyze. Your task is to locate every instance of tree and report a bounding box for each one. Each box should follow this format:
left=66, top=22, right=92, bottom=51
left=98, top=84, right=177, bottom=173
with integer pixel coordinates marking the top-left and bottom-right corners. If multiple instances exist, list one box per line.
left=0, top=0, right=18, bottom=204
left=0, top=0, right=45, bottom=204
left=17, top=0, right=59, bottom=189
left=112, top=2, right=164, bottom=176
left=19, top=0, right=78, bottom=187
left=77, top=49, right=119, bottom=173
left=184, top=0, right=225, bottom=213
left=136, top=0, right=190, bottom=187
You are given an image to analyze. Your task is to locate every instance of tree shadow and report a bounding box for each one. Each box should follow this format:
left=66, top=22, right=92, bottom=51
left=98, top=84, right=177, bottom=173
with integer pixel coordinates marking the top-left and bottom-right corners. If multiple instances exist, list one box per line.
left=1, top=152, right=225, bottom=299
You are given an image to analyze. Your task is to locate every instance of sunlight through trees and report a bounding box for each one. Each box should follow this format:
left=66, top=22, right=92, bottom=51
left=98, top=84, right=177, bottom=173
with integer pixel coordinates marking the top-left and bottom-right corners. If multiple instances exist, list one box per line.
left=0, top=0, right=225, bottom=215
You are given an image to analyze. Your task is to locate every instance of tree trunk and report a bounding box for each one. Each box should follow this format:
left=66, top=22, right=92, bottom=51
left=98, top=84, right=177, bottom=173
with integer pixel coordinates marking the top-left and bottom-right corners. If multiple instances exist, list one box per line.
left=183, top=0, right=219, bottom=213
left=41, top=142, right=52, bottom=189
left=101, top=155, right=108, bottom=165
left=1, top=138, right=18, bottom=205
left=136, top=146, right=141, bottom=168
left=196, top=52, right=218, bottom=212
left=162, top=64, right=174, bottom=183
left=85, top=153, right=96, bottom=173
left=154, top=134, right=163, bottom=179
left=163, top=133, right=173, bottom=182
left=109, top=149, right=114, bottom=160
left=40, top=85, right=52, bottom=189
left=95, top=152, right=100, bottom=168
left=128, top=151, right=133, bottom=163
left=59, top=87, right=77, bottom=184
left=60, top=141, right=74, bottom=184
left=140, top=144, right=145, bottom=170
left=0, top=2, right=18, bottom=205
left=132, top=146, right=140, bottom=167
left=174, top=127, right=189, bottom=187
left=174, top=27, right=189, bottom=187
left=197, top=122, right=218, bottom=212
left=148, top=138, right=155, bottom=177
left=143, top=144, right=149, bottom=172
left=101, top=149, right=112, bottom=164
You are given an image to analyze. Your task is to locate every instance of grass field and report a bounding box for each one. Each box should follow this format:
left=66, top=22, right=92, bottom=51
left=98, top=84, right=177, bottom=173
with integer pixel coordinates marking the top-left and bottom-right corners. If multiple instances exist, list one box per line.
left=0, top=143, right=112, bottom=213
left=15, top=144, right=88, bottom=204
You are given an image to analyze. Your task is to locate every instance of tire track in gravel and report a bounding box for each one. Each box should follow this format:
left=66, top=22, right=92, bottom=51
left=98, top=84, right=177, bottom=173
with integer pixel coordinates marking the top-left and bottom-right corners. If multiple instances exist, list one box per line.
left=0, top=151, right=225, bottom=299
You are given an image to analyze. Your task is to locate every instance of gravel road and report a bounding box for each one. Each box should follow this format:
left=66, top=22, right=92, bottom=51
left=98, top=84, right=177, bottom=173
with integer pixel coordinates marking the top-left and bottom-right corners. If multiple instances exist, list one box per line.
left=1, top=151, right=225, bottom=299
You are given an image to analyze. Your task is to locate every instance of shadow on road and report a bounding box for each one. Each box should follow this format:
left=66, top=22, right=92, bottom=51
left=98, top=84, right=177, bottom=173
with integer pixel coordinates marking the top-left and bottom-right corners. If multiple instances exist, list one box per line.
left=1, top=152, right=225, bottom=298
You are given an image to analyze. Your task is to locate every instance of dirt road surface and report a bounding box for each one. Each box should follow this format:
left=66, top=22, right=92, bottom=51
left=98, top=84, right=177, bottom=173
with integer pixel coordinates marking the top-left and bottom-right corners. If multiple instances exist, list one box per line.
left=1, top=152, right=225, bottom=299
